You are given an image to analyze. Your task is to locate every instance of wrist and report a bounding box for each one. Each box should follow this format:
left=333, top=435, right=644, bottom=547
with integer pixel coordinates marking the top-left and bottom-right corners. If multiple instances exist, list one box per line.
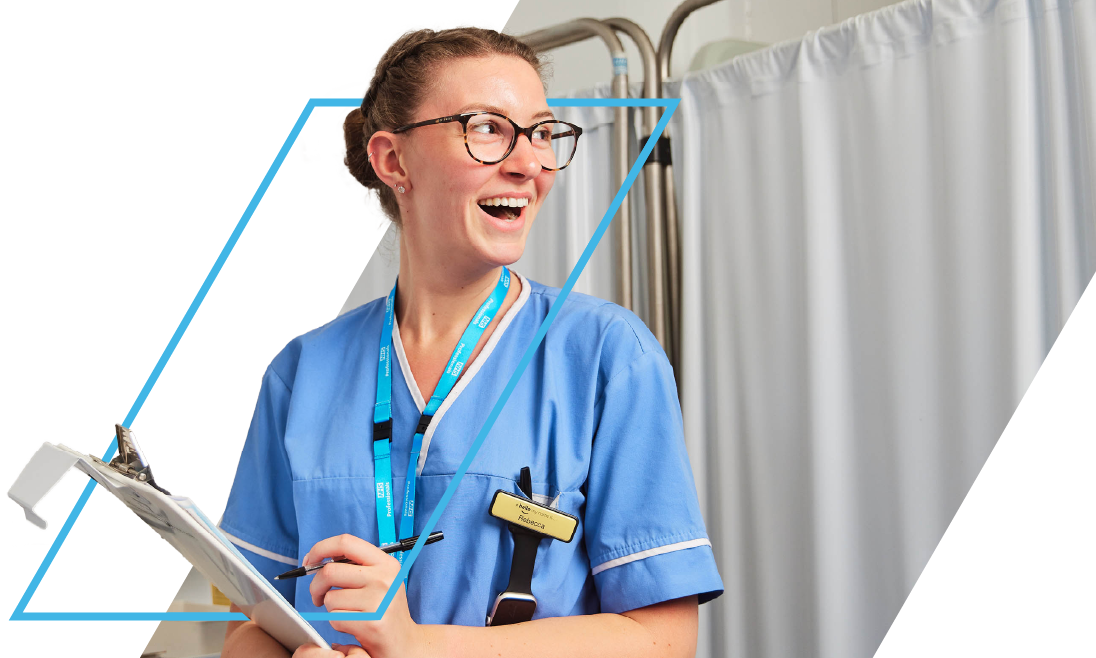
left=416, top=624, right=456, bottom=658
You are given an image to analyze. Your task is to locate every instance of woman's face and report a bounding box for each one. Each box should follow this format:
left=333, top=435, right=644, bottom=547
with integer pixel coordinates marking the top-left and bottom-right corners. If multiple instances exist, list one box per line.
left=397, top=55, right=557, bottom=274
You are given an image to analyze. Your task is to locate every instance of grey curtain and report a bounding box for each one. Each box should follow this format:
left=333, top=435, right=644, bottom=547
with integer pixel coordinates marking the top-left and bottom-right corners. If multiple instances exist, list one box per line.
left=665, top=0, right=1096, bottom=655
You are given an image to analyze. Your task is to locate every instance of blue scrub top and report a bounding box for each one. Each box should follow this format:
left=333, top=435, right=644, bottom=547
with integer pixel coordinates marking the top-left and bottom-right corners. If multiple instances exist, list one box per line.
left=221, top=274, right=723, bottom=645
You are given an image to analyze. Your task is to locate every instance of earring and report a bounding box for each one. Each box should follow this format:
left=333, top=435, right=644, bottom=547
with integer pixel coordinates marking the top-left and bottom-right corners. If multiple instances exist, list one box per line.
left=397, top=186, right=406, bottom=194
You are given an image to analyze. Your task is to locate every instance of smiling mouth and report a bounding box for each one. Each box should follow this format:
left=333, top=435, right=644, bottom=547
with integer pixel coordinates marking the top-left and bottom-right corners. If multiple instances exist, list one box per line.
left=482, top=202, right=523, bottom=221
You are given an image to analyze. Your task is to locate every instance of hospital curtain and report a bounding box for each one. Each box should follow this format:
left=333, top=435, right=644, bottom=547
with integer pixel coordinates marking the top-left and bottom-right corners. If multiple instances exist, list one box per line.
left=664, top=0, right=1096, bottom=656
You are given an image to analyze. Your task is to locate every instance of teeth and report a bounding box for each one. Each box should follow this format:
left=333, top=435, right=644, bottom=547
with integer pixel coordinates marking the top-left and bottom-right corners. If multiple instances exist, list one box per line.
left=479, top=197, right=529, bottom=208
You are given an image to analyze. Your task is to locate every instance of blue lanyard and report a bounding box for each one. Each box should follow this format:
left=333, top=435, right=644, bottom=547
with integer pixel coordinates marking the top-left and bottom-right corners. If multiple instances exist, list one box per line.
left=372, top=267, right=511, bottom=565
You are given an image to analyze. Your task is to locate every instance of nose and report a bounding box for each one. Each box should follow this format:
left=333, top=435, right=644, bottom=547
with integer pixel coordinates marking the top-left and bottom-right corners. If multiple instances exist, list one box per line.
left=501, top=133, right=541, bottom=179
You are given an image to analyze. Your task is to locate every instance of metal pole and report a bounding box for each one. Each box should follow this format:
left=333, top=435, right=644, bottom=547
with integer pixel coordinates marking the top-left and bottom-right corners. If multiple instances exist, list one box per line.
left=658, top=0, right=724, bottom=381
left=661, top=160, right=679, bottom=370
left=658, top=0, right=723, bottom=81
left=603, top=18, right=672, bottom=359
left=519, top=19, right=633, bottom=312
left=662, top=162, right=681, bottom=372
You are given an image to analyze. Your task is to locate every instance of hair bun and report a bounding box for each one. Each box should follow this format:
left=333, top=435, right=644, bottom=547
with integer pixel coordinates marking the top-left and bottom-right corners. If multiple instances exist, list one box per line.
left=343, top=107, right=376, bottom=189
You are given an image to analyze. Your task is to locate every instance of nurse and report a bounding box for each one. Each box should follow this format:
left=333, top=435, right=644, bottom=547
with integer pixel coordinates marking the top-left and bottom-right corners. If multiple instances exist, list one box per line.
left=220, top=27, right=722, bottom=658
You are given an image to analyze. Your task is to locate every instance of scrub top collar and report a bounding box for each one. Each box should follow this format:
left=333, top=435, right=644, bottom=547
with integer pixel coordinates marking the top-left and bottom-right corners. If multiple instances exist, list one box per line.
left=391, top=271, right=533, bottom=477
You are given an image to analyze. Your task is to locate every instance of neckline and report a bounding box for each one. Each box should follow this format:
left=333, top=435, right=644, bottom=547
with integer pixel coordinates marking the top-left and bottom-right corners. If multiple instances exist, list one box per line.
left=390, top=271, right=532, bottom=474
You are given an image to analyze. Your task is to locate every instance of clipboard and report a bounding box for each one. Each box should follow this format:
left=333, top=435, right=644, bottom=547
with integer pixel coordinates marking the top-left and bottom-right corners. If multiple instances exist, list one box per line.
left=8, top=425, right=329, bottom=652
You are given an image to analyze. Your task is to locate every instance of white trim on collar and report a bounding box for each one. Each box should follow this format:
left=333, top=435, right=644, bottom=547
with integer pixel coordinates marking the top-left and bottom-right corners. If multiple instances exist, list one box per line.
left=391, top=318, right=425, bottom=413
left=390, top=271, right=532, bottom=476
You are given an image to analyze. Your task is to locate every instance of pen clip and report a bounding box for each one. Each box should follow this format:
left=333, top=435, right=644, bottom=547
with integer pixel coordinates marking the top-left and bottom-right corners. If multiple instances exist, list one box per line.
left=309, top=555, right=345, bottom=569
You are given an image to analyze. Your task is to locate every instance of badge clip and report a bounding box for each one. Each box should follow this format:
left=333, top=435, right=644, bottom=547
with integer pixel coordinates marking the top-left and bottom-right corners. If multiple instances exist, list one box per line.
left=486, top=467, right=578, bottom=626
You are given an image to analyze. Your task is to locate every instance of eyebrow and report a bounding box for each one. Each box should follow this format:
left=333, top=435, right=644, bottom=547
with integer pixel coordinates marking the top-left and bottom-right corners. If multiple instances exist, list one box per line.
left=456, top=103, right=556, bottom=121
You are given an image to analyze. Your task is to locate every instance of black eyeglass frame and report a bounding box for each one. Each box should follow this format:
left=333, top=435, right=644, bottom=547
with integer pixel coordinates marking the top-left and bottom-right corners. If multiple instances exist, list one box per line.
left=391, top=111, right=583, bottom=171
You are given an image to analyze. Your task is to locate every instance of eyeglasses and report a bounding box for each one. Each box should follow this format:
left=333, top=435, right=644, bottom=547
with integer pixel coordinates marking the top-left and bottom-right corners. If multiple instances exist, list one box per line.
left=392, top=111, right=583, bottom=171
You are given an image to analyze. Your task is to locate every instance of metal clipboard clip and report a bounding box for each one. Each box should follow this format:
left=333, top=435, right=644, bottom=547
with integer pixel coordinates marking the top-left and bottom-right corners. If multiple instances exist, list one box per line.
left=107, top=424, right=170, bottom=495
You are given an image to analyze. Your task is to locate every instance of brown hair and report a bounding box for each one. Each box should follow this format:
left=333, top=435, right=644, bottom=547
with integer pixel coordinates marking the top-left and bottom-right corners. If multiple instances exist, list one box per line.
left=344, top=27, right=549, bottom=224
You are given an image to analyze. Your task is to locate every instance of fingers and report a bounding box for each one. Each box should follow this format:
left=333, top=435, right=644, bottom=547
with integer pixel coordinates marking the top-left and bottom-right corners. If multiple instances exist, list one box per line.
left=309, top=562, right=399, bottom=608
left=292, top=643, right=351, bottom=658
left=312, top=574, right=405, bottom=613
left=304, top=534, right=392, bottom=568
left=323, top=585, right=392, bottom=615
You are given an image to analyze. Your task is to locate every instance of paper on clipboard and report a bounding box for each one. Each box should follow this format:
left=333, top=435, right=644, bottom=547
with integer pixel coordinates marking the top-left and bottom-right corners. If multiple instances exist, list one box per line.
left=8, top=426, right=329, bottom=652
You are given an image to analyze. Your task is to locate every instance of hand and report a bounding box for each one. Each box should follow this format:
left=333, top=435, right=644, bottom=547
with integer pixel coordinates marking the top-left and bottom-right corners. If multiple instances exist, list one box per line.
left=306, top=534, right=427, bottom=658
left=292, top=643, right=370, bottom=657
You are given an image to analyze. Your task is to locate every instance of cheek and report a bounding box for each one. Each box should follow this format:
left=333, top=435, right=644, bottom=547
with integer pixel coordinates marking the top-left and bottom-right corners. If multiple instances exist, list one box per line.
left=445, top=166, right=492, bottom=201
left=431, top=174, right=475, bottom=221
left=537, top=171, right=557, bottom=197
left=529, top=172, right=556, bottom=219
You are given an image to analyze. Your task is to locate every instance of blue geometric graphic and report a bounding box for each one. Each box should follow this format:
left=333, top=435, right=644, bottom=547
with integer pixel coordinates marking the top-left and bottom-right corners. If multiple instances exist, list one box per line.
left=2, top=96, right=675, bottom=653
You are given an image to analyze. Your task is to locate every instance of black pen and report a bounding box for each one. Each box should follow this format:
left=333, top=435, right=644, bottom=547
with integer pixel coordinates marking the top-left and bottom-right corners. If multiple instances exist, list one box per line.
left=274, top=531, right=445, bottom=580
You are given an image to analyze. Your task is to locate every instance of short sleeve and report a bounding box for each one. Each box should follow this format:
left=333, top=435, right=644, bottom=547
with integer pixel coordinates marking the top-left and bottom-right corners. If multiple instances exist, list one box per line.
left=583, top=350, right=724, bottom=613
left=220, top=365, right=300, bottom=604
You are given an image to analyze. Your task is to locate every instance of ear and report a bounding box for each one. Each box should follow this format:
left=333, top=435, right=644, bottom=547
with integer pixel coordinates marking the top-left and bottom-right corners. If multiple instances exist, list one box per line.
left=367, top=131, right=409, bottom=192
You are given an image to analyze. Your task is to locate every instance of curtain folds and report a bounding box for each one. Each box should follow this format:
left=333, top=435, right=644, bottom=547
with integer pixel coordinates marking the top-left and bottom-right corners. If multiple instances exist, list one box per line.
left=665, top=0, right=1095, bottom=656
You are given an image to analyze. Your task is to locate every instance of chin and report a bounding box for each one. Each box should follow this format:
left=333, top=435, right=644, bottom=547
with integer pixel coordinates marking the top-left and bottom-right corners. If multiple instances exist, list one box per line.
left=480, top=240, right=526, bottom=268
left=493, top=246, right=526, bottom=267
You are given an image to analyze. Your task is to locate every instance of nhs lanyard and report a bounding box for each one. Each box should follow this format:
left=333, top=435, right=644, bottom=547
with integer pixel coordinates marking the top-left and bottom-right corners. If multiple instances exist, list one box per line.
left=372, top=267, right=511, bottom=563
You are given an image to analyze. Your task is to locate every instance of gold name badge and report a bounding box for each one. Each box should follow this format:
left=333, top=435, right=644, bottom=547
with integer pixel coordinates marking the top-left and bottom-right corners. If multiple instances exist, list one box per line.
left=489, top=490, right=578, bottom=543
